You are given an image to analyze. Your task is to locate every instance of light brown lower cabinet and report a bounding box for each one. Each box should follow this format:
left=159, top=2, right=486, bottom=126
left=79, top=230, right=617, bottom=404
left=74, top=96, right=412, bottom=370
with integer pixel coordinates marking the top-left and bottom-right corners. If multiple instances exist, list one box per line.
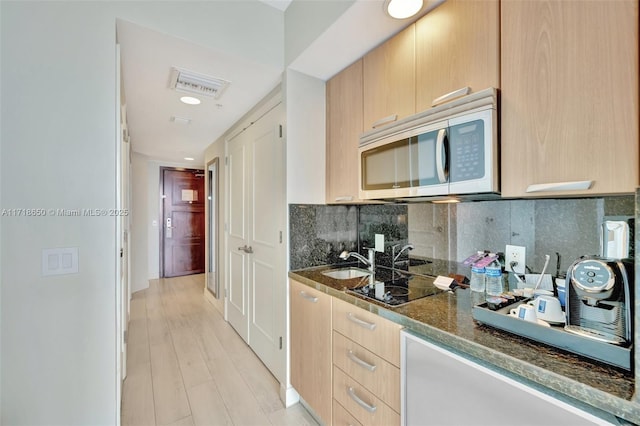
left=290, top=282, right=402, bottom=425
left=289, top=280, right=332, bottom=423
left=332, top=298, right=401, bottom=425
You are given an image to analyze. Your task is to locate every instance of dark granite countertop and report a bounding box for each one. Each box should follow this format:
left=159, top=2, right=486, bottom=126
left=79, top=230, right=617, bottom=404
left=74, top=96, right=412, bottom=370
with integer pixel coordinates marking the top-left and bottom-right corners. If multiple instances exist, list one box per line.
left=289, top=264, right=640, bottom=424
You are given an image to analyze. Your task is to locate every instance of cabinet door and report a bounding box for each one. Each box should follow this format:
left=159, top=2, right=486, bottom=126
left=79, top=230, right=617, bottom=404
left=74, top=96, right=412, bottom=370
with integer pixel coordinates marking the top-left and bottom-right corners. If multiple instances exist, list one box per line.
left=416, top=0, right=499, bottom=111
left=289, top=280, right=332, bottom=423
left=363, top=25, right=416, bottom=130
left=326, top=59, right=363, bottom=204
left=501, top=0, right=639, bottom=197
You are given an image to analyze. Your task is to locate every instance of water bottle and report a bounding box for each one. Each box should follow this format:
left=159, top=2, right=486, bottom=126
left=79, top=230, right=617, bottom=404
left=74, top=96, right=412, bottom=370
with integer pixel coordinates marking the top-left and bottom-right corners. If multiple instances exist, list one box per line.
left=470, top=260, right=486, bottom=293
left=485, top=258, right=504, bottom=296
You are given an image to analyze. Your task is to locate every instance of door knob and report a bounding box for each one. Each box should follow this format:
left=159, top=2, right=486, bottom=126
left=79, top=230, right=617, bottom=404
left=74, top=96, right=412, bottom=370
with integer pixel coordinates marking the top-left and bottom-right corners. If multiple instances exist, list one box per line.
left=237, top=245, right=254, bottom=254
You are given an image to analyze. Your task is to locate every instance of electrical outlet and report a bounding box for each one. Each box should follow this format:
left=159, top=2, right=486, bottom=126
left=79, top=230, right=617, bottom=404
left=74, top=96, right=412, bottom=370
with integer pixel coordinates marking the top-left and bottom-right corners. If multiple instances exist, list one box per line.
left=505, top=245, right=526, bottom=274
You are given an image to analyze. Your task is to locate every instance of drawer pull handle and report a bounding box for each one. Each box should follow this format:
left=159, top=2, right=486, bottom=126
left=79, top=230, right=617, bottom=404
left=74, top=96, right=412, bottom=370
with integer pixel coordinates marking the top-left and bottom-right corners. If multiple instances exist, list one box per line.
left=525, top=180, right=593, bottom=193
left=371, top=114, right=398, bottom=129
left=347, top=312, right=377, bottom=330
left=299, top=291, right=318, bottom=303
left=347, top=386, right=377, bottom=413
left=334, top=196, right=354, bottom=202
left=431, top=86, right=471, bottom=107
left=348, top=350, right=377, bottom=372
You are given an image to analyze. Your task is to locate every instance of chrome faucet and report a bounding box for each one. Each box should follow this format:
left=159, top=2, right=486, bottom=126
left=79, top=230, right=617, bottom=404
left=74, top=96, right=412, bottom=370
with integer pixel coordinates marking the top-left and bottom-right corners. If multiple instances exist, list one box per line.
left=340, top=248, right=376, bottom=272
left=392, top=243, right=414, bottom=269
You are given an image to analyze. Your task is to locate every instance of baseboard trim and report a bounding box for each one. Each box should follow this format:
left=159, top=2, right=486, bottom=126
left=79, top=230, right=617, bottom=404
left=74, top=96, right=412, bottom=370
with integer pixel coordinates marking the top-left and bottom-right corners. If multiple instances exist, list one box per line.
left=280, top=383, right=300, bottom=408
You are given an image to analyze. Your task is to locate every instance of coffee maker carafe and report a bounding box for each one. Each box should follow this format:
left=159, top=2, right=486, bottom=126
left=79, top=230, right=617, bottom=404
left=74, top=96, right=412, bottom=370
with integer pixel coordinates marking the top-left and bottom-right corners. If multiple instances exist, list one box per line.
left=564, top=256, right=633, bottom=346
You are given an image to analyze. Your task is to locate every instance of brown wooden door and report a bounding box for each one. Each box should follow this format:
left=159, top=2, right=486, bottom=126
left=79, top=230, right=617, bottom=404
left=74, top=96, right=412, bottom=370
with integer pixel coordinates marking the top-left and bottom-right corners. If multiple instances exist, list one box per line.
left=161, top=168, right=205, bottom=277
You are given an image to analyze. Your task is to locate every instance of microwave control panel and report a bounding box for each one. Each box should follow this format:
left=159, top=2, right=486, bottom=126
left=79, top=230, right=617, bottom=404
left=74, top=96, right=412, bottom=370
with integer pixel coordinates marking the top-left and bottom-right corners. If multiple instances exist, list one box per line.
left=449, top=119, right=485, bottom=182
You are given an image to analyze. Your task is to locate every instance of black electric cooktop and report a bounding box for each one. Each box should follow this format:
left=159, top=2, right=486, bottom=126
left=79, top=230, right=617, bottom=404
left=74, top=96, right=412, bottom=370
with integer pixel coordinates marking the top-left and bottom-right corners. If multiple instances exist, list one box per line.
left=346, top=270, right=441, bottom=307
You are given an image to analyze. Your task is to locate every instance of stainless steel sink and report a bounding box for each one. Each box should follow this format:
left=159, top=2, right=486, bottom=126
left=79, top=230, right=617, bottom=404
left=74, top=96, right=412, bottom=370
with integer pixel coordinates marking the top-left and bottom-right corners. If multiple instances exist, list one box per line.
left=321, top=268, right=371, bottom=280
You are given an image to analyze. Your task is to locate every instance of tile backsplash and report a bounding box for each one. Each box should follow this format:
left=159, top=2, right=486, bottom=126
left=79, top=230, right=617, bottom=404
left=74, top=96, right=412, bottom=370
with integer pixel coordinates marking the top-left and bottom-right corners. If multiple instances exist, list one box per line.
left=289, top=204, right=358, bottom=270
left=289, top=196, right=635, bottom=275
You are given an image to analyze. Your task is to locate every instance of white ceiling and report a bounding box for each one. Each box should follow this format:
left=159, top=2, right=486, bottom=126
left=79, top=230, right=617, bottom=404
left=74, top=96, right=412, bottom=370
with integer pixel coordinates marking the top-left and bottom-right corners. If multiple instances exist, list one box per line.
left=118, top=0, right=440, bottom=166
left=117, top=19, right=283, bottom=165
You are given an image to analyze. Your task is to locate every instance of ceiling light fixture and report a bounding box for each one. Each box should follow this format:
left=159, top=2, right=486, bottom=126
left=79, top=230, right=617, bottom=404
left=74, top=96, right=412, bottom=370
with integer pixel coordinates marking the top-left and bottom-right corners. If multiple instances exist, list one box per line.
left=384, top=0, right=424, bottom=19
left=180, top=96, right=201, bottom=105
left=170, top=67, right=231, bottom=99
left=184, top=157, right=195, bottom=161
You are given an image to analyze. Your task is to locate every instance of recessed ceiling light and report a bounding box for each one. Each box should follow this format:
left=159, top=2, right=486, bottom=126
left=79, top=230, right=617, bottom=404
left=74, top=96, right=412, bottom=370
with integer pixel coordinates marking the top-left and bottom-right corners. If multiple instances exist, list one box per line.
left=184, top=157, right=195, bottom=161
left=180, top=96, right=201, bottom=105
left=384, top=0, right=423, bottom=19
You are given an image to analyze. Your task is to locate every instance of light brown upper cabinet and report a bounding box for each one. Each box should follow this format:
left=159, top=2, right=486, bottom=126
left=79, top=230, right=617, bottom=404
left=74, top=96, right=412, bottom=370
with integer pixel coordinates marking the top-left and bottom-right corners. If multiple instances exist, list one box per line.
left=326, top=59, right=364, bottom=204
left=501, top=0, right=639, bottom=197
left=415, top=0, right=499, bottom=111
left=363, top=25, right=416, bottom=130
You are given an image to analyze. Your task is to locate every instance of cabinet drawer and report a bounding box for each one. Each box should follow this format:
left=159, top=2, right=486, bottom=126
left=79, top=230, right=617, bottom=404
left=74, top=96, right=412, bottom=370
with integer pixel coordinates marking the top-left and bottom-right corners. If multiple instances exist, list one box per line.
left=332, top=298, right=402, bottom=366
left=333, top=331, right=400, bottom=412
left=333, top=399, right=363, bottom=426
left=333, top=367, right=400, bottom=426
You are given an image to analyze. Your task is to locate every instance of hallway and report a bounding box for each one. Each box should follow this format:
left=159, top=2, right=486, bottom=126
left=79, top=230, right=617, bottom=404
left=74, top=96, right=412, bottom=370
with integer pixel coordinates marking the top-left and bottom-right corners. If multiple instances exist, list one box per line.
left=122, top=274, right=317, bottom=426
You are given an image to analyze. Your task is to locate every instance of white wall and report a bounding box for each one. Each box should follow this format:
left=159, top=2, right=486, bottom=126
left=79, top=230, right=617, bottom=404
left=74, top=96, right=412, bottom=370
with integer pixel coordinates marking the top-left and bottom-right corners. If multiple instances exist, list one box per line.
left=0, top=1, right=285, bottom=424
left=285, top=69, right=327, bottom=205
left=1, top=3, right=119, bottom=424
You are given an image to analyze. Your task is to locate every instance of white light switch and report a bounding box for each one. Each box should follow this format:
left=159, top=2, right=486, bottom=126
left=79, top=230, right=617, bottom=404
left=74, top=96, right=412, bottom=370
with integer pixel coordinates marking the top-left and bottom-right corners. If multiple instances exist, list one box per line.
left=62, top=253, right=73, bottom=269
left=42, top=247, right=79, bottom=276
left=48, top=254, right=59, bottom=270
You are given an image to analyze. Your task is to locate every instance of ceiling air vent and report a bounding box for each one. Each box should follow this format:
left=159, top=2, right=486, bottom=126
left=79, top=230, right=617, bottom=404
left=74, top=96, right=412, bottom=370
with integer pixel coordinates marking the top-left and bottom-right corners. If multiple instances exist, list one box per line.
left=169, top=67, right=230, bottom=99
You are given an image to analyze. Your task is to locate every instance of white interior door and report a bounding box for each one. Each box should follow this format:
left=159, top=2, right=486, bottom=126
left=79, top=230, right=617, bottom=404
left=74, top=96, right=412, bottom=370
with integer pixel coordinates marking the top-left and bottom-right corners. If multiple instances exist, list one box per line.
left=247, top=107, right=285, bottom=379
left=115, top=43, right=129, bottom=425
left=120, top=123, right=130, bottom=381
left=225, top=103, right=285, bottom=379
left=226, top=136, right=249, bottom=342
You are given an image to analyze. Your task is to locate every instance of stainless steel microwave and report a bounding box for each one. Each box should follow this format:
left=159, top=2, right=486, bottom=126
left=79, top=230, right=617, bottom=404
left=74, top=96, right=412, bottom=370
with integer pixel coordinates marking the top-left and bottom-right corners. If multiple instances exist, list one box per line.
left=358, top=88, right=499, bottom=201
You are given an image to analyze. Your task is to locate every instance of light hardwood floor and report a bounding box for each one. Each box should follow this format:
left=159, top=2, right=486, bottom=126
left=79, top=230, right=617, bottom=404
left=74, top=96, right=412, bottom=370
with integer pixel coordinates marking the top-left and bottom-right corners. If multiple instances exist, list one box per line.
left=122, top=274, right=318, bottom=426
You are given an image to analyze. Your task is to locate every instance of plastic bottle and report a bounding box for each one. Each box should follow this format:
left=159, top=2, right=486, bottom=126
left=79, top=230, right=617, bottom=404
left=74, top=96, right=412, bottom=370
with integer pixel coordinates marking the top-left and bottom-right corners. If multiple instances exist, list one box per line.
left=485, top=257, right=504, bottom=296
left=463, top=251, right=486, bottom=266
left=469, top=252, right=486, bottom=293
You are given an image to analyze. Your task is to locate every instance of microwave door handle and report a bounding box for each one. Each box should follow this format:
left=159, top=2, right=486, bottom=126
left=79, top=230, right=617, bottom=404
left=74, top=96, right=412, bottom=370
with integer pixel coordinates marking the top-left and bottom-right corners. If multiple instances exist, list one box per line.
left=436, top=128, right=447, bottom=184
